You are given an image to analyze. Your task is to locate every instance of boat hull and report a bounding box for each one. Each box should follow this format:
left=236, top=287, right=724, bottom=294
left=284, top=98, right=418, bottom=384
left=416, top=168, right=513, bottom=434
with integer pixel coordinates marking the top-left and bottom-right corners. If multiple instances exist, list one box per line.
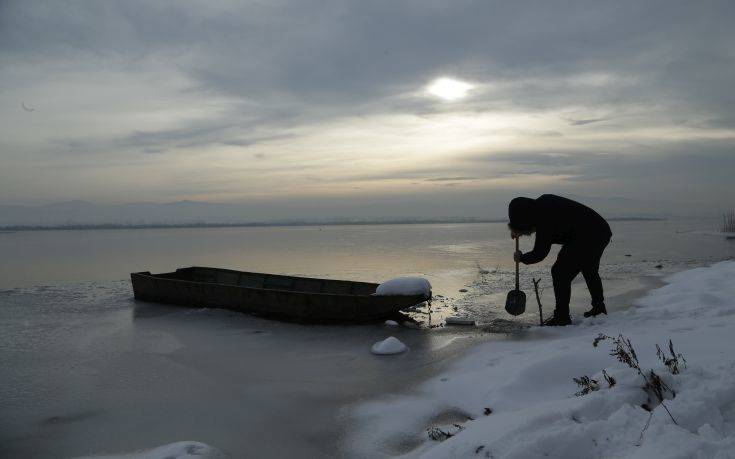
left=130, top=267, right=429, bottom=323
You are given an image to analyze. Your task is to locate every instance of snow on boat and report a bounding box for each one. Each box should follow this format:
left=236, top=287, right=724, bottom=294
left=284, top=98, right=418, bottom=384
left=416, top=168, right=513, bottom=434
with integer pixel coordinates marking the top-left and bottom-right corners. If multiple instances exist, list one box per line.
left=130, top=267, right=431, bottom=323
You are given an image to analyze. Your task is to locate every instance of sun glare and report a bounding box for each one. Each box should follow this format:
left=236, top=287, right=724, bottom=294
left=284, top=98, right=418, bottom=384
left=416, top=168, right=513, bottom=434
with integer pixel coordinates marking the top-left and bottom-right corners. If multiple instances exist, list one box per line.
left=426, top=77, right=474, bottom=101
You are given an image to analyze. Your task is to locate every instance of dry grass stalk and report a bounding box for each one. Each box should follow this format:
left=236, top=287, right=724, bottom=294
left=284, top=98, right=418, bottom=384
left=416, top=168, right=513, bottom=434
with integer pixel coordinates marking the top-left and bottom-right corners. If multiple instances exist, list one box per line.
left=592, top=334, right=679, bottom=425
left=575, top=334, right=688, bottom=445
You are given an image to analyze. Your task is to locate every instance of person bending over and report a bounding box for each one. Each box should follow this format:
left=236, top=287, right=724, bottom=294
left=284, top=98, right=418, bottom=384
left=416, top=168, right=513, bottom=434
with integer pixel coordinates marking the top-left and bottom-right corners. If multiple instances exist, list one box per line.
left=508, top=194, right=612, bottom=326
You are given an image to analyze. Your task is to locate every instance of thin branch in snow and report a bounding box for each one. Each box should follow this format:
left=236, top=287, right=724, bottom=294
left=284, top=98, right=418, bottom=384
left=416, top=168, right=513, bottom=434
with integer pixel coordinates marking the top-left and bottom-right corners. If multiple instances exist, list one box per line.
left=532, top=278, right=544, bottom=325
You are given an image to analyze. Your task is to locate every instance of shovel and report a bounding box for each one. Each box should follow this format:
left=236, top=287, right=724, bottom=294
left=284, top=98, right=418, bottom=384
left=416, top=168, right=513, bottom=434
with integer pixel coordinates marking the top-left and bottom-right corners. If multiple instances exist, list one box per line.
left=505, top=237, right=526, bottom=316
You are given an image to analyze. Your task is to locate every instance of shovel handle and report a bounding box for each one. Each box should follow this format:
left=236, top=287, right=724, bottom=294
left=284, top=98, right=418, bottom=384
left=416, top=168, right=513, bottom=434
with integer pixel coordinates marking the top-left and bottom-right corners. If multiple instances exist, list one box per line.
left=515, top=237, right=520, bottom=290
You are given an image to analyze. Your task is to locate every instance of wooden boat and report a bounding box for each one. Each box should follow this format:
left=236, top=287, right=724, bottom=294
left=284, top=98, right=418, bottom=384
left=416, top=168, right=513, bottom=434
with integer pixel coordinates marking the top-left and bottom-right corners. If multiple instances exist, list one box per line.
left=130, top=266, right=430, bottom=322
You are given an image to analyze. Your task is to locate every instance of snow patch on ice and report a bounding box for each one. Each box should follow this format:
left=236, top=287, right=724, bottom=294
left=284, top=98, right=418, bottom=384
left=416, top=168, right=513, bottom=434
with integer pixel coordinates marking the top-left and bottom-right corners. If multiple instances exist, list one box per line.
left=78, top=441, right=223, bottom=459
left=371, top=336, right=408, bottom=355
left=445, top=316, right=475, bottom=326
left=375, top=277, right=432, bottom=298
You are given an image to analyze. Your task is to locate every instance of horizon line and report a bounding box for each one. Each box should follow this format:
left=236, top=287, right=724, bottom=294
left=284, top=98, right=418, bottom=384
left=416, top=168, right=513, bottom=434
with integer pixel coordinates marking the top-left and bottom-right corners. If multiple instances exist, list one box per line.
left=0, top=217, right=668, bottom=233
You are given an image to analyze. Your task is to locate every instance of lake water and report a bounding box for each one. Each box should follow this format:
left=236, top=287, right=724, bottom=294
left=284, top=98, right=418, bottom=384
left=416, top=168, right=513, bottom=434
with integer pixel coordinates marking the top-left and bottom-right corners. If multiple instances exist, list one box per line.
left=1, top=220, right=733, bottom=458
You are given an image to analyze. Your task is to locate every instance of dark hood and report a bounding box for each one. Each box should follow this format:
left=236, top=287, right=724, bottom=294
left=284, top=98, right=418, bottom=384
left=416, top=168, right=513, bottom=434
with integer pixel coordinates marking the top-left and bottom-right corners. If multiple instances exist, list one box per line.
left=508, top=197, right=537, bottom=231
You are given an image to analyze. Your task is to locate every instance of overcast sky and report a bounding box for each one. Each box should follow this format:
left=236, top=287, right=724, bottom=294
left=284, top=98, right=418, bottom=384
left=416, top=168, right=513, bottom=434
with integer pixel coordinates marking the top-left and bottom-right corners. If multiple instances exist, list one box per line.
left=1, top=0, right=733, bottom=218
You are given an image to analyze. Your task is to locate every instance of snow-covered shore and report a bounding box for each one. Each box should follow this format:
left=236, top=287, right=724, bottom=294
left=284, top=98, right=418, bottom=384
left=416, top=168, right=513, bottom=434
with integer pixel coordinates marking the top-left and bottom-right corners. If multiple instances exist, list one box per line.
left=349, top=261, right=735, bottom=458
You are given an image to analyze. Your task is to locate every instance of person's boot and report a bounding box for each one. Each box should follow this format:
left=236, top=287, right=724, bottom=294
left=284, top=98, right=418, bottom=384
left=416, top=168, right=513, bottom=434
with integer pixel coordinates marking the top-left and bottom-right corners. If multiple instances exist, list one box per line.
left=543, top=310, right=572, bottom=326
left=584, top=300, right=607, bottom=318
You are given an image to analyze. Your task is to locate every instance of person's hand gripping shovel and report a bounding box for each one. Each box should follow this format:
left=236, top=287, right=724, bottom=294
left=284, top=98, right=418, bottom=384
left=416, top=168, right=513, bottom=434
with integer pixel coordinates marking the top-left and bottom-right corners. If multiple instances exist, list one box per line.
left=505, top=236, right=526, bottom=316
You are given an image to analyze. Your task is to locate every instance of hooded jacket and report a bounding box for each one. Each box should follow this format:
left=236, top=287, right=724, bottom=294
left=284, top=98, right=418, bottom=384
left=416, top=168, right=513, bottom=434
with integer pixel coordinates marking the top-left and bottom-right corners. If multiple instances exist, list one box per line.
left=509, top=194, right=612, bottom=264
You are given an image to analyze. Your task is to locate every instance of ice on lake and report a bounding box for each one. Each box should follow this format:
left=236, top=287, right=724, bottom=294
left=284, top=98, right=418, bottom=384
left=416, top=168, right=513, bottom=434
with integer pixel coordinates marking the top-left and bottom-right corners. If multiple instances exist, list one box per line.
left=1, top=220, right=733, bottom=457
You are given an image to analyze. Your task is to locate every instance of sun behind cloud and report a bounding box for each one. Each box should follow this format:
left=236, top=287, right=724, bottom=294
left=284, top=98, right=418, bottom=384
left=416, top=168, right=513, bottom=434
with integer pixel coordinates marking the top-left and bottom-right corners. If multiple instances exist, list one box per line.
left=426, top=77, right=474, bottom=101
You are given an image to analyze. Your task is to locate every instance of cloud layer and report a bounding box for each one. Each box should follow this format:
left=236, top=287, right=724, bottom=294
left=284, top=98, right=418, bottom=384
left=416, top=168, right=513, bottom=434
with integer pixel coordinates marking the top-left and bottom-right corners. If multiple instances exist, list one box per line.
left=1, top=0, right=733, bottom=217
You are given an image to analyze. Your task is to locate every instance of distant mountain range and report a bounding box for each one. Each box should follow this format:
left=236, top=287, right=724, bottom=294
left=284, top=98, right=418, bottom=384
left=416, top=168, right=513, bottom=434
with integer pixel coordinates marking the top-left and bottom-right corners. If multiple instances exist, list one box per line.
left=0, top=198, right=675, bottom=229
left=0, top=200, right=268, bottom=227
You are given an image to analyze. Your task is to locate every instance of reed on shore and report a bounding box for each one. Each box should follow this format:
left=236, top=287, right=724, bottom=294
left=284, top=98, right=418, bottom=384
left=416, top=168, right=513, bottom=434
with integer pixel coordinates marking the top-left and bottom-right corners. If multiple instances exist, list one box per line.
left=723, top=210, right=735, bottom=232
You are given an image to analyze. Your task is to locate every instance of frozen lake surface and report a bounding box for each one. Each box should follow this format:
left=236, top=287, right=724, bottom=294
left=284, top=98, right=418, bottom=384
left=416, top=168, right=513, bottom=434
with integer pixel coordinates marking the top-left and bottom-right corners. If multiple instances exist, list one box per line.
left=1, top=220, right=733, bottom=457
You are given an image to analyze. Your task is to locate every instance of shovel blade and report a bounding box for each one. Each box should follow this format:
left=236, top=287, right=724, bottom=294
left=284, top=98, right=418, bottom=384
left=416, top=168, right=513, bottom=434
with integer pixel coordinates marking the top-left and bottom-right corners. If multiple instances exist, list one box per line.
left=505, top=289, right=526, bottom=316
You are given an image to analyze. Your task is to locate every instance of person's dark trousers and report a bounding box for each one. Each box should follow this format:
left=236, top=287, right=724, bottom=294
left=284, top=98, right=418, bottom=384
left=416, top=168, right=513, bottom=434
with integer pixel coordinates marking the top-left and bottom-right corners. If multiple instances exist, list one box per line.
left=551, top=235, right=611, bottom=317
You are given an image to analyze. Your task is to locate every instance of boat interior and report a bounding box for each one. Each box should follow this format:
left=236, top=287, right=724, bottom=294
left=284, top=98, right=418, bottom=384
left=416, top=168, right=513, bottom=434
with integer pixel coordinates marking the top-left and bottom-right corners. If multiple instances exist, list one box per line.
left=150, top=266, right=379, bottom=296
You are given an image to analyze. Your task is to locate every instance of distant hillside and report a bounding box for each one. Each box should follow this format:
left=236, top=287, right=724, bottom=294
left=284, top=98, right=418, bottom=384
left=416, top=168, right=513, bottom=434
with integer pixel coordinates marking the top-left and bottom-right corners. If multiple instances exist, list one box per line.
left=0, top=216, right=671, bottom=232
left=0, top=196, right=679, bottom=228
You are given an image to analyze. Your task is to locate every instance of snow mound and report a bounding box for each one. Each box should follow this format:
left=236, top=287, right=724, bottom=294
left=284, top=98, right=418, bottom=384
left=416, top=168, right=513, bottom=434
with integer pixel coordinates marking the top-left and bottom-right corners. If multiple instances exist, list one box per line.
left=371, top=336, right=407, bottom=355
left=79, top=441, right=223, bottom=459
left=350, top=261, right=735, bottom=458
left=375, top=277, right=431, bottom=298
left=384, top=319, right=399, bottom=326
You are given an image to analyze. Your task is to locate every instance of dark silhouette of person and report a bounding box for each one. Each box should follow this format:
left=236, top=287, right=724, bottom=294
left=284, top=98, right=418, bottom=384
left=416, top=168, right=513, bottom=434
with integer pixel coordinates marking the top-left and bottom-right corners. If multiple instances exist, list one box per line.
left=508, top=194, right=612, bottom=326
